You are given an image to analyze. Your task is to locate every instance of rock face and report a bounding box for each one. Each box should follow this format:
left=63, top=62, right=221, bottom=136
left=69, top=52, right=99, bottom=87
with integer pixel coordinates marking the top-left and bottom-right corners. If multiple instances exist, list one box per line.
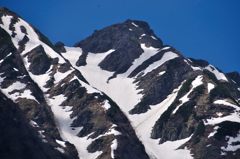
left=0, top=92, right=77, bottom=159
left=1, top=7, right=240, bottom=159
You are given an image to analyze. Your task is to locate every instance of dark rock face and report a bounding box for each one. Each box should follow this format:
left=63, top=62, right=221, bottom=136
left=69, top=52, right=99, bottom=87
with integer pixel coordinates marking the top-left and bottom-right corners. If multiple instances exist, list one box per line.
left=26, top=45, right=52, bottom=75
left=151, top=80, right=203, bottom=142
left=75, top=20, right=162, bottom=53
left=0, top=92, right=78, bottom=159
left=188, top=58, right=209, bottom=68
left=85, top=96, right=150, bottom=159
left=130, top=57, right=195, bottom=114
left=105, top=97, right=149, bottom=159
left=188, top=121, right=240, bottom=159
left=55, top=41, right=66, bottom=53
left=227, top=71, right=240, bottom=86
left=76, top=53, right=87, bottom=66
left=99, top=43, right=143, bottom=75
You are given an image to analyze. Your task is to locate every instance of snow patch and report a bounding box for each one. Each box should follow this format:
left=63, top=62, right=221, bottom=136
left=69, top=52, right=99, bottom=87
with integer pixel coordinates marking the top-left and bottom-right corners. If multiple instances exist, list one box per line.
left=221, top=133, right=240, bottom=152
left=131, top=22, right=139, bottom=27
left=28, top=68, right=52, bottom=92
left=3, top=81, right=26, bottom=91
left=54, top=69, right=73, bottom=84
left=139, top=34, right=146, bottom=39
left=184, top=59, right=202, bottom=71
left=105, top=124, right=121, bottom=136
left=158, top=71, right=166, bottom=76
left=0, top=81, right=38, bottom=102
left=205, top=112, right=240, bottom=125
left=55, top=147, right=65, bottom=153
left=103, top=100, right=111, bottom=110
left=30, top=120, right=39, bottom=127
left=56, top=139, right=66, bottom=147
left=62, top=47, right=83, bottom=66
left=205, top=65, right=228, bottom=82
left=207, top=83, right=215, bottom=93
left=20, top=89, right=39, bottom=102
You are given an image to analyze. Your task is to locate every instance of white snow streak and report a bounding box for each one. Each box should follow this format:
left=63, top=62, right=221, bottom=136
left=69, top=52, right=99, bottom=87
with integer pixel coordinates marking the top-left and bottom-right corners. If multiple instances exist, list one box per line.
left=151, top=36, right=157, bottom=40
left=122, top=43, right=159, bottom=77
left=110, top=139, right=118, bottom=159
left=208, top=126, right=219, bottom=138
left=158, top=71, right=166, bottom=76
left=172, top=76, right=203, bottom=114
left=132, top=22, right=139, bottom=27
left=141, top=51, right=179, bottom=76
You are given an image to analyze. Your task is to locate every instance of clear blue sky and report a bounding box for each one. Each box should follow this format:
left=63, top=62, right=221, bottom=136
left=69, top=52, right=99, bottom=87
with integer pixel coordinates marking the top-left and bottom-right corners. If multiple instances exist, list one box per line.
left=1, top=0, right=240, bottom=72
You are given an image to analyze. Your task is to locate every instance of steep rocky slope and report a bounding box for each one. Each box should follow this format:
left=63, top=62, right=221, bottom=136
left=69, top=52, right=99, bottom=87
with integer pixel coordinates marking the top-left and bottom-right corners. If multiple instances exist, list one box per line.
left=0, top=8, right=148, bottom=159
left=0, top=7, right=240, bottom=159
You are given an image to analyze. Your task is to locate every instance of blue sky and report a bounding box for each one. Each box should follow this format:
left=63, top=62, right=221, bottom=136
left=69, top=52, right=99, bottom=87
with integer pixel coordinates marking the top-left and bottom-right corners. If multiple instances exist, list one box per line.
left=1, top=0, right=240, bottom=72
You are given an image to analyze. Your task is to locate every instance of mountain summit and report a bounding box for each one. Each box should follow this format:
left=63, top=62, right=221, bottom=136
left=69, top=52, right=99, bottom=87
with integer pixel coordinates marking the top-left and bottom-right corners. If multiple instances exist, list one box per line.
left=0, top=8, right=240, bottom=159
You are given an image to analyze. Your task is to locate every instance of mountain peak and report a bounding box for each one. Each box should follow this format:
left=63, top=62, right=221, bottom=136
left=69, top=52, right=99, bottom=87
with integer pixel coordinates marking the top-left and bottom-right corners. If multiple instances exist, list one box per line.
left=73, top=19, right=165, bottom=75
left=74, top=19, right=163, bottom=53
left=124, top=19, right=152, bottom=30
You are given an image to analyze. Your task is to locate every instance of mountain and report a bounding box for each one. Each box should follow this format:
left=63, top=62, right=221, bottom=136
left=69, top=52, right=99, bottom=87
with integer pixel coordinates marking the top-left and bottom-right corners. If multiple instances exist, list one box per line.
left=0, top=7, right=240, bottom=159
